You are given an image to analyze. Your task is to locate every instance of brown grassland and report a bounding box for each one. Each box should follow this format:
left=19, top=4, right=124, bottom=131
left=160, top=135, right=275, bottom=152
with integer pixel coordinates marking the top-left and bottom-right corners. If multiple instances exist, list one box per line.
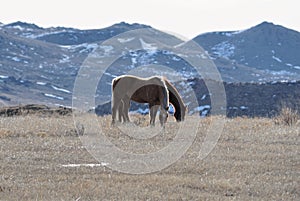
left=0, top=112, right=299, bottom=200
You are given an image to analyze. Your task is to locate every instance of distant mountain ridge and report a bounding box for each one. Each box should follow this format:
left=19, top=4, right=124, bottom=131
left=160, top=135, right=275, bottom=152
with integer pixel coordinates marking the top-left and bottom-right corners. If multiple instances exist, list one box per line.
left=0, top=21, right=300, bottom=117
left=193, top=21, right=300, bottom=82
left=2, top=21, right=151, bottom=45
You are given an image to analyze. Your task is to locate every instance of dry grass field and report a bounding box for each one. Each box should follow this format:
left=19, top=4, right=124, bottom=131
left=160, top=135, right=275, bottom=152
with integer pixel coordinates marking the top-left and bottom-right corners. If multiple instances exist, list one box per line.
left=0, top=112, right=299, bottom=200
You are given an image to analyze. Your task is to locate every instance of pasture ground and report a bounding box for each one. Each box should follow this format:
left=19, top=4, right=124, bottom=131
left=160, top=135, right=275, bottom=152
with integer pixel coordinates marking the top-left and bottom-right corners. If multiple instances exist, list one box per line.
left=0, top=114, right=299, bottom=200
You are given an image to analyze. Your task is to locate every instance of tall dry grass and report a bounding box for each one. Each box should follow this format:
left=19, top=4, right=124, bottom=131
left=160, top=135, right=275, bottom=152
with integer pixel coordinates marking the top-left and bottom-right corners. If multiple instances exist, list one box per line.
left=0, top=113, right=299, bottom=200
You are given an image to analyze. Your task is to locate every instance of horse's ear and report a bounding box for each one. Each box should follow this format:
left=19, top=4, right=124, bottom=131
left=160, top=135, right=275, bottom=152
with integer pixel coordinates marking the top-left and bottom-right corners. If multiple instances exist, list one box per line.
left=185, top=105, right=188, bottom=111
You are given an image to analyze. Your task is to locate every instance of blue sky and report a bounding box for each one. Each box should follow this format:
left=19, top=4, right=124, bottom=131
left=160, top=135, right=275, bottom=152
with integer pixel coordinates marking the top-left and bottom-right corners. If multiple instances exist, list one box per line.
left=1, top=0, right=299, bottom=39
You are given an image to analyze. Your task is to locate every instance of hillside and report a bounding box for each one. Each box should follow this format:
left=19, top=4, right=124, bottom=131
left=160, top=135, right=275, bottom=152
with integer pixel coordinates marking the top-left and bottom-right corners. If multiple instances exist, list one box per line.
left=1, top=21, right=300, bottom=117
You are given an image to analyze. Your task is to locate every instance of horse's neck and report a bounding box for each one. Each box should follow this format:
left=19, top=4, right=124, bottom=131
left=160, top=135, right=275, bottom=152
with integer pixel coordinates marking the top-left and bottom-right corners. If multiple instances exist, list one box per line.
left=165, top=80, right=184, bottom=108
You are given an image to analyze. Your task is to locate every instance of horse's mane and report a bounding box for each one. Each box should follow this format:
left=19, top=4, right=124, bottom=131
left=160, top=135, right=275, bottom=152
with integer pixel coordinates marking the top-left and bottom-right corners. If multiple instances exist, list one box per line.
left=163, top=79, right=185, bottom=121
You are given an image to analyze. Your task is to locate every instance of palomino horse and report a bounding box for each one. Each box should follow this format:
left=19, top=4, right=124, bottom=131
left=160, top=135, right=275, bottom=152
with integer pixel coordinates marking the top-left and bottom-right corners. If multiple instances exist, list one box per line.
left=111, top=75, right=169, bottom=126
left=149, top=79, right=187, bottom=124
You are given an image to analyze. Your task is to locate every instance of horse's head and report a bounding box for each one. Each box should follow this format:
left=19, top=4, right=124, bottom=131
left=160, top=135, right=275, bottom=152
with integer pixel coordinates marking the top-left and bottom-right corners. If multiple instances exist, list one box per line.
left=175, top=104, right=188, bottom=122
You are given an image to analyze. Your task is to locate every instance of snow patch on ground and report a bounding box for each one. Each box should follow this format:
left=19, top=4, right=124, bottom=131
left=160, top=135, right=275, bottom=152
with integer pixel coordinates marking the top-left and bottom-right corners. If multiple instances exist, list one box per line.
left=62, top=163, right=108, bottom=168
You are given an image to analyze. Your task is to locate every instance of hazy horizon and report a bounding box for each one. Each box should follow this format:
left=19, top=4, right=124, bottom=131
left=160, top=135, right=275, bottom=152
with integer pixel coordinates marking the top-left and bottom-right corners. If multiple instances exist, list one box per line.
left=1, top=0, right=299, bottom=39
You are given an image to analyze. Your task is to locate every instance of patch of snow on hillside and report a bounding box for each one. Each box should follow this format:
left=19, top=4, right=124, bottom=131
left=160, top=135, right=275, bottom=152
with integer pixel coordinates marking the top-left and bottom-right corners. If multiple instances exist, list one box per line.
left=272, top=55, right=282, bottom=63
left=267, top=70, right=295, bottom=76
left=61, top=43, right=99, bottom=52
left=44, top=93, right=64, bottom=100
left=172, top=56, right=181, bottom=61
left=10, top=25, right=25, bottom=31
left=99, top=45, right=114, bottom=55
left=27, top=29, right=74, bottom=39
left=59, top=55, right=70, bottom=63
left=36, top=82, right=47, bottom=86
left=139, top=38, right=157, bottom=55
left=211, top=41, right=235, bottom=59
left=294, top=66, right=300, bottom=70
left=223, top=29, right=245, bottom=37
left=118, top=37, right=135, bottom=43
left=131, top=108, right=149, bottom=115
left=240, top=106, right=248, bottom=110
left=11, top=57, right=21, bottom=62
left=0, top=75, right=9, bottom=79
left=51, top=85, right=71, bottom=93
left=191, top=105, right=211, bottom=116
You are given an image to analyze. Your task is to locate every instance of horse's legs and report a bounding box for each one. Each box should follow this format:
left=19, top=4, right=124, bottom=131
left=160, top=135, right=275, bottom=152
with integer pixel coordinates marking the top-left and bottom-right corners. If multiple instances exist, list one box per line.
left=150, top=105, right=159, bottom=126
left=118, top=100, right=124, bottom=122
left=122, top=96, right=130, bottom=122
left=111, top=95, right=120, bottom=125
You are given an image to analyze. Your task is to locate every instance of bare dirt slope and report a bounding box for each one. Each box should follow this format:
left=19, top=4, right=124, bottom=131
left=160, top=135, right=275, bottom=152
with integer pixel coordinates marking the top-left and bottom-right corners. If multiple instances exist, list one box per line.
left=0, top=113, right=299, bottom=200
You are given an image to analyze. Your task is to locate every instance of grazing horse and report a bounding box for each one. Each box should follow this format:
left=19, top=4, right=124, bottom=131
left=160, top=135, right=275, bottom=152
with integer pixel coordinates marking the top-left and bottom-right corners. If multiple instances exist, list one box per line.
left=111, top=75, right=169, bottom=126
left=149, top=79, right=187, bottom=123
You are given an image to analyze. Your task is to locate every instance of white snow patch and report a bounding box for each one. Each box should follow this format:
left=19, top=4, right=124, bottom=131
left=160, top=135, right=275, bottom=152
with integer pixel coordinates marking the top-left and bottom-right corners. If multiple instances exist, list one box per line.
left=223, top=29, right=245, bottom=36
left=139, top=38, right=157, bottom=55
left=62, top=163, right=108, bottom=168
left=267, top=70, right=295, bottom=76
left=0, top=75, right=9, bottom=79
left=294, top=66, right=300, bottom=70
left=131, top=57, right=137, bottom=65
left=59, top=55, right=70, bottom=63
left=240, top=106, right=248, bottom=110
left=194, top=105, right=211, bottom=111
left=99, top=45, right=114, bottom=55
left=211, top=41, right=235, bottom=58
left=27, top=29, right=74, bottom=39
left=272, top=55, right=282, bottom=63
left=172, top=56, right=181, bottom=61
left=11, top=57, right=21, bottom=62
left=131, top=108, right=150, bottom=114
left=36, top=82, right=47, bottom=86
left=44, top=93, right=64, bottom=100
left=191, top=105, right=211, bottom=116
left=51, top=85, right=71, bottom=93
left=118, top=37, right=135, bottom=43
left=62, top=43, right=99, bottom=53
left=192, top=105, right=211, bottom=117
left=10, top=25, right=25, bottom=31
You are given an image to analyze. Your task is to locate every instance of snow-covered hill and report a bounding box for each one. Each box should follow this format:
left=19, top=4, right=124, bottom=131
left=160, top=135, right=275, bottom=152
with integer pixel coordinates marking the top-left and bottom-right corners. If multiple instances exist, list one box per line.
left=1, top=21, right=300, bottom=116
left=193, top=22, right=300, bottom=82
